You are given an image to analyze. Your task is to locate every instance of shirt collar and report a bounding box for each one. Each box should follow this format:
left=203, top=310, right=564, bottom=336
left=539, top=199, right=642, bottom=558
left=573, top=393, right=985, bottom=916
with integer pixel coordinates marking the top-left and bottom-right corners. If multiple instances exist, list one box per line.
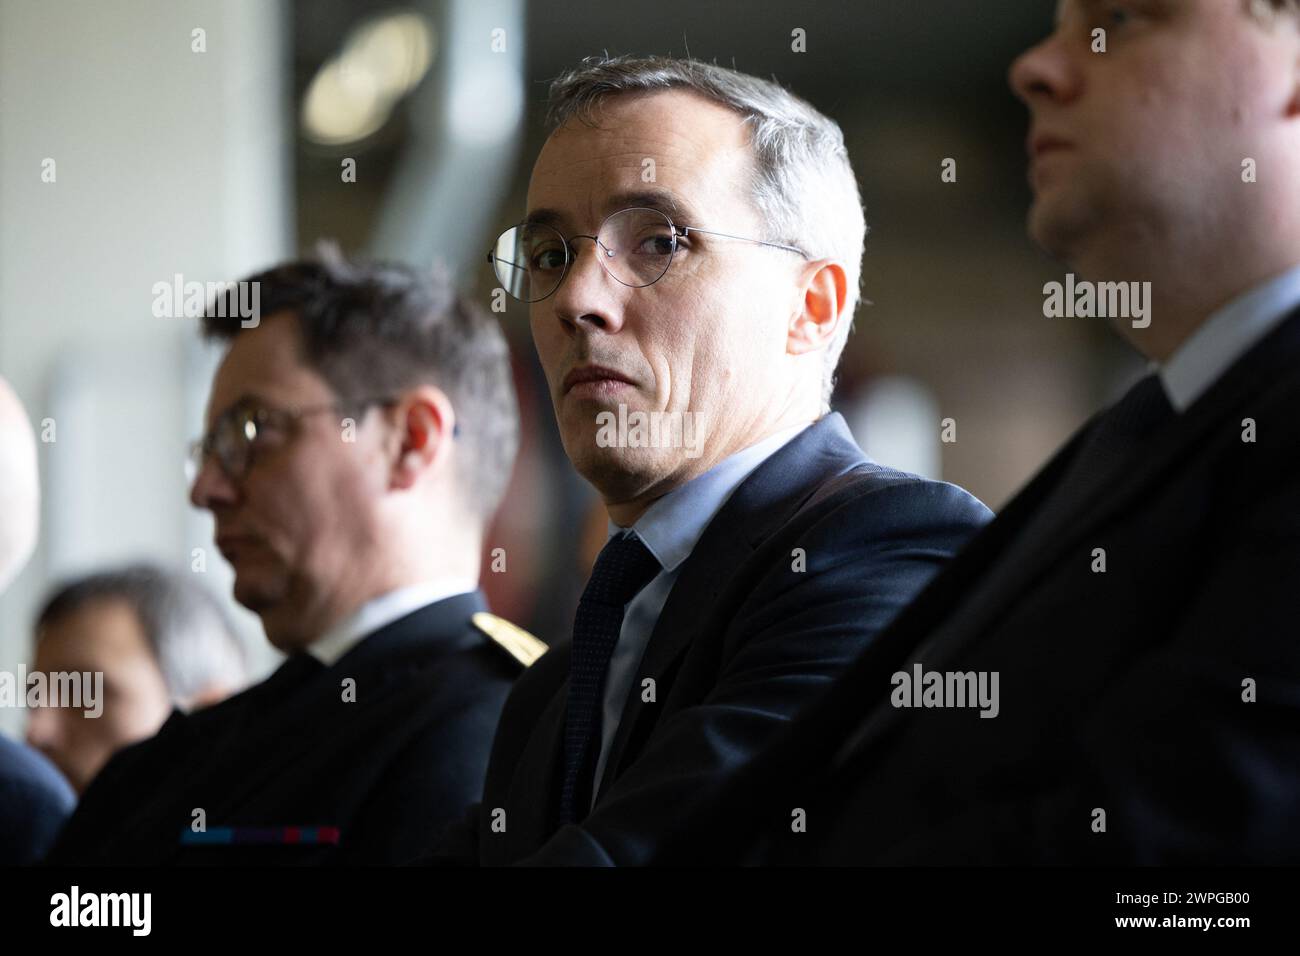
left=1159, top=263, right=1300, bottom=413
left=608, top=422, right=811, bottom=574
left=306, top=578, right=478, bottom=666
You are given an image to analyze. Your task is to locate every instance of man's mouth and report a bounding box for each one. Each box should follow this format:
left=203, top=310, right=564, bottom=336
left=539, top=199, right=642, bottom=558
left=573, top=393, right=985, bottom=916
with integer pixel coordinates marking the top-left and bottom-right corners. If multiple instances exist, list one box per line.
left=215, top=533, right=262, bottom=562
left=1028, top=132, right=1074, bottom=159
left=562, top=364, right=636, bottom=398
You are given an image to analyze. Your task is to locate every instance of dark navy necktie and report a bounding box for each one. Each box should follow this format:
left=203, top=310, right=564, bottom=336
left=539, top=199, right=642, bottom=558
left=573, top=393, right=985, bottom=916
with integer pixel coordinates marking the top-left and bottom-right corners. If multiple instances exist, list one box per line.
left=559, top=531, right=661, bottom=825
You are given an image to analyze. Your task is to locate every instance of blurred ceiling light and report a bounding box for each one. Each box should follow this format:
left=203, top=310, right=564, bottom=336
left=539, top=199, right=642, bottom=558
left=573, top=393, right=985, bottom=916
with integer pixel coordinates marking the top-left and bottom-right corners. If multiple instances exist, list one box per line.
left=346, top=11, right=434, bottom=98
left=301, top=58, right=387, bottom=145
left=301, top=10, right=436, bottom=146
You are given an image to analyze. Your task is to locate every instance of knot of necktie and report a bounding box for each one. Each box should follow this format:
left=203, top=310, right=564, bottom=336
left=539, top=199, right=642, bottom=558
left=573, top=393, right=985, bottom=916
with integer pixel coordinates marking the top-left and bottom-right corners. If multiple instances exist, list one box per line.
left=579, top=531, right=663, bottom=608
left=1101, top=373, right=1176, bottom=441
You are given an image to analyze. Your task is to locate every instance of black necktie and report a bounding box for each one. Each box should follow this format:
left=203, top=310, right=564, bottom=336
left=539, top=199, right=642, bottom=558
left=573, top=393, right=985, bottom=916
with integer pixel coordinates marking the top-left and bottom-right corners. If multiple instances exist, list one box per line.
left=1008, top=373, right=1176, bottom=558
left=559, top=531, right=661, bottom=824
left=1051, top=373, right=1175, bottom=508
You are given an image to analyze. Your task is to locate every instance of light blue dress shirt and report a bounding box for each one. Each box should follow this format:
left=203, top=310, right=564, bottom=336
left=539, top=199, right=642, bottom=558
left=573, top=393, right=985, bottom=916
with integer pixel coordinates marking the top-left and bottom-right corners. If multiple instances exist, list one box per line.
left=1158, top=263, right=1300, bottom=412
left=588, top=422, right=811, bottom=805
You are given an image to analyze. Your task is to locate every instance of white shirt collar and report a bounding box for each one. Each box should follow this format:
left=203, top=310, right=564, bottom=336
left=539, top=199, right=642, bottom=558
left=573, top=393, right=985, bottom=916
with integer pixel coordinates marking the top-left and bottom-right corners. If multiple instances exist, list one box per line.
left=306, top=578, right=478, bottom=666
left=1159, top=263, right=1300, bottom=412
left=608, top=422, right=811, bottom=573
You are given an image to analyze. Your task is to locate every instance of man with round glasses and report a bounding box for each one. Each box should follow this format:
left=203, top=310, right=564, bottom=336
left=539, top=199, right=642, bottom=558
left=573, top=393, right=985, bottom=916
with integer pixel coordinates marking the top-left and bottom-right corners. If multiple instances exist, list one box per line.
left=48, top=246, right=540, bottom=864
left=430, top=55, right=991, bottom=866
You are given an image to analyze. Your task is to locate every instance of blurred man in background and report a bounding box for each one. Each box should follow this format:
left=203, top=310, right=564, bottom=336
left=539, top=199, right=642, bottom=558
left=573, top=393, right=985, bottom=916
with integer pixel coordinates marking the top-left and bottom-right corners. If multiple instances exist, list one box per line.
left=27, top=563, right=247, bottom=794
left=660, top=0, right=1300, bottom=864
left=0, top=375, right=75, bottom=864
left=49, top=247, right=539, bottom=864
left=432, top=55, right=990, bottom=865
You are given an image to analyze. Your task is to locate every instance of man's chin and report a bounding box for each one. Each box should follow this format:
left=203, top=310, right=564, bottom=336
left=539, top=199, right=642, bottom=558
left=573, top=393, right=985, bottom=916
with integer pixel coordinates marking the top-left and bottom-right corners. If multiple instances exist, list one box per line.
left=1028, top=198, right=1087, bottom=262
left=566, top=437, right=672, bottom=499
left=231, top=576, right=287, bottom=617
left=250, top=603, right=310, bottom=654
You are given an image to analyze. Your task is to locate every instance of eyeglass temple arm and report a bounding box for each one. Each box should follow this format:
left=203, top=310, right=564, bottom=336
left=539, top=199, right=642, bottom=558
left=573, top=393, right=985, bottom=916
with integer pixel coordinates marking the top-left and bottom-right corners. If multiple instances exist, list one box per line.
left=677, top=226, right=809, bottom=258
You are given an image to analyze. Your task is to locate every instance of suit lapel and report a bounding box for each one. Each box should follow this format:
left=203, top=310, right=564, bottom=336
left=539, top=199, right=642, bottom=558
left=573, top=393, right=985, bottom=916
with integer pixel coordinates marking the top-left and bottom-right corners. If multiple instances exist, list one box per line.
left=924, top=309, right=1300, bottom=672
left=831, top=307, right=1300, bottom=768
left=164, top=593, right=488, bottom=853
left=592, top=414, right=870, bottom=800
left=501, top=684, right=569, bottom=857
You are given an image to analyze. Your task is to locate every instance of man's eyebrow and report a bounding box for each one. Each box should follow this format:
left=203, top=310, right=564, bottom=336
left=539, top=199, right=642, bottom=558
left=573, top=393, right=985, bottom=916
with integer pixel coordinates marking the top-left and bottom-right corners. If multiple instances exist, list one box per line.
left=605, top=190, right=696, bottom=224
left=1068, top=0, right=1119, bottom=24
left=524, top=190, right=699, bottom=230
left=523, top=207, right=566, bottom=228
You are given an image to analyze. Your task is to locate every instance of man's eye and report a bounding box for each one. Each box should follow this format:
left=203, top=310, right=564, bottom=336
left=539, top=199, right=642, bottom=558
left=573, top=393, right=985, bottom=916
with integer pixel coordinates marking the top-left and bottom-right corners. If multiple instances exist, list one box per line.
left=1097, top=4, right=1137, bottom=29
left=634, top=233, right=676, bottom=256
left=246, top=416, right=286, bottom=445
left=245, top=426, right=274, bottom=448
left=530, top=247, right=566, bottom=271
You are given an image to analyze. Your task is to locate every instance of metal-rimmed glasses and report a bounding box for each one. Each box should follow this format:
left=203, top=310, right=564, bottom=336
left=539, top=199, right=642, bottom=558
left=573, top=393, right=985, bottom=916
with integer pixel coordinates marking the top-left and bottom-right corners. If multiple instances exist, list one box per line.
left=186, top=395, right=398, bottom=483
left=487, top=205, right=809, bottom=303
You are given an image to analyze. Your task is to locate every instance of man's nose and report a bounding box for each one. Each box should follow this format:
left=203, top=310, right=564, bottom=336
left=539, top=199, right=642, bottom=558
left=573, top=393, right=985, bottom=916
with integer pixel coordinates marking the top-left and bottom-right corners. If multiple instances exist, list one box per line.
left=549, top=238, right=628, bottom=335
left=189, top=453, right=238, bottom=511
left=1009, top=31, right=1081, bottom=107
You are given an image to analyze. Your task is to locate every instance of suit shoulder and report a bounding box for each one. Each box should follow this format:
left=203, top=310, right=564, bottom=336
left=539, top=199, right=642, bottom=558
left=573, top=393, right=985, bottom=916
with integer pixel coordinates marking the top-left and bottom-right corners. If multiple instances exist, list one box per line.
left=0, top=735, right=74, bottom=814
left=469, top=612, right=548, bottom=669
left=814, top=462, right=992, bottom=532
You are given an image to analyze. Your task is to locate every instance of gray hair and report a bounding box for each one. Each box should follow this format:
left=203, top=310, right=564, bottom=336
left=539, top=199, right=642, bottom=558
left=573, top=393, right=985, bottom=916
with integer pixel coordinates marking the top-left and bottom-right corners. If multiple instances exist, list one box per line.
left=36, top=564, right=248, bottom=707
left=547, top=55, right=868, bottom=411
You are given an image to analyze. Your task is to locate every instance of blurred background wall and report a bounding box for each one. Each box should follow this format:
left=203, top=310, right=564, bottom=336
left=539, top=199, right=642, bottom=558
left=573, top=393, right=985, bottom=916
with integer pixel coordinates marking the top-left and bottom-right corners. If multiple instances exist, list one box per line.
left=0, top=0, right=1148, bottom=739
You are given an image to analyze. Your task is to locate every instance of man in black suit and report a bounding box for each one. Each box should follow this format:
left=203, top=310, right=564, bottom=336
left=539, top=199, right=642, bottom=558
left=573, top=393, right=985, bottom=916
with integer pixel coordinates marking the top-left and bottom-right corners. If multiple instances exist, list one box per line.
left=49, top=247, right=539, bottom=864
left=659, top=0, right=1300, bottom=864
left=0, top=375, right=75, bottom=865
left=430, top=56, right=991, bottom=865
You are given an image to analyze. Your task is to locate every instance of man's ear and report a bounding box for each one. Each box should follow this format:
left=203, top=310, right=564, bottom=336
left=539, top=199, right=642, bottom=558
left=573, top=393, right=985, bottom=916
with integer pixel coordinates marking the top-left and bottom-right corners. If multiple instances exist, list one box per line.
left=788, top=259, right=848, bottom=356
left=388, top=386, right=456, bottom=491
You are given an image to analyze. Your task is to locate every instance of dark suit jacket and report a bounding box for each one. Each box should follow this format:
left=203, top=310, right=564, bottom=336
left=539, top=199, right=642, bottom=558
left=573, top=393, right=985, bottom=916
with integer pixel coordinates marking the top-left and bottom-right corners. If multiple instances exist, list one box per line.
left=0, top=734, right=75, bottom=865
left=430, top=413, right=991, bottom=865
left=660, top=308, right=1300, bottom=865
left=47, top=592, right=522, bottom=865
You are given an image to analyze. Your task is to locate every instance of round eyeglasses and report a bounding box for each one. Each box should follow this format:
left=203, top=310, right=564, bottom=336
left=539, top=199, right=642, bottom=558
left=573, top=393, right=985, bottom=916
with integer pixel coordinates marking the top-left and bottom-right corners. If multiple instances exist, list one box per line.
left=487, top=205, right=808, bottom=303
